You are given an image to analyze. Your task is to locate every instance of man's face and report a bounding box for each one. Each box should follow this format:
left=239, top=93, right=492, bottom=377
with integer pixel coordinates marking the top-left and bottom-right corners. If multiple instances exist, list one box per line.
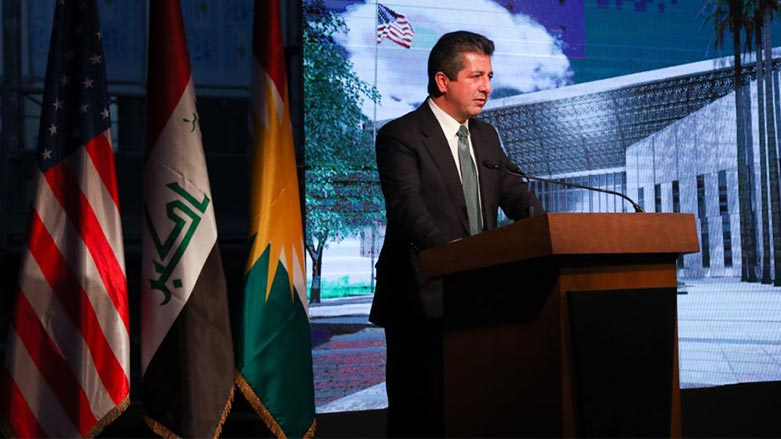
left=436, top=52, right=493, bottom=123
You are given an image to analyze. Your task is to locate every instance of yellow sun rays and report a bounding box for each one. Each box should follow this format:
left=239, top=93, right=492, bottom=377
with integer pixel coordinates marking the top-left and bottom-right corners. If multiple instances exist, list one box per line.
left=247, top=72, right=305, bottom=302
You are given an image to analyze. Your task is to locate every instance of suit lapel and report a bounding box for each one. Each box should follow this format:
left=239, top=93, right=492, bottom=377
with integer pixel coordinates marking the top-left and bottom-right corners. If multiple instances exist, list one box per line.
left=416, top=103, right=471, bottom=234
left=470, top=120, right=496, bottom=230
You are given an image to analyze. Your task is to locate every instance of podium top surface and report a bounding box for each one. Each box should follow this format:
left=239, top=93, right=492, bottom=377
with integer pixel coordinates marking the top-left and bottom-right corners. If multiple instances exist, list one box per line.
left=420, top=212, right=699, bottom=278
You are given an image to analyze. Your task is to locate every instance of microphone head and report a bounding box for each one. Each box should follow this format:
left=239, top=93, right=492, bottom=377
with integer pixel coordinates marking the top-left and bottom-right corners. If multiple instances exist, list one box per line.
left=481, top=160, right=499, bottom=169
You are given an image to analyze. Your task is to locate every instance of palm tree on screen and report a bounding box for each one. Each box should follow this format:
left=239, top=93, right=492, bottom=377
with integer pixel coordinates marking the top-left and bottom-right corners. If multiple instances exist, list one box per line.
left=707, top=0, right=759, bottom=282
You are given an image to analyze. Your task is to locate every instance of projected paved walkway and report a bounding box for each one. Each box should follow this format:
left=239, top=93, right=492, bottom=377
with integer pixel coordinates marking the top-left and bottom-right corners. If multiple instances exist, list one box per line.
left=309, top=278, right=781, bottom=412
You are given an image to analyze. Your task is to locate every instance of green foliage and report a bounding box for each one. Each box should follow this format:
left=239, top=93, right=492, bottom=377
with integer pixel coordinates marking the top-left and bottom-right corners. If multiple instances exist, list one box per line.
left=700, top=0, right=770, bottom=52
left=303, top=0, right=384, bottom=253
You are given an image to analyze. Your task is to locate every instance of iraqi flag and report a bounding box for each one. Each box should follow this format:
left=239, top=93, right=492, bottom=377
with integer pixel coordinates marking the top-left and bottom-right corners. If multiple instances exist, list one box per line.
left=141, top=0, right=235, bottom=437
left=0, top=0, right=130, bottom=437
left=233, top=0, right=316, bottom=437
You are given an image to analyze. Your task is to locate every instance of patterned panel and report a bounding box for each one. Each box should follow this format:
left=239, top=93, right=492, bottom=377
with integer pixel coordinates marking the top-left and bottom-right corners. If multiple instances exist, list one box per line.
left=481, top=65, right=755, bottom=176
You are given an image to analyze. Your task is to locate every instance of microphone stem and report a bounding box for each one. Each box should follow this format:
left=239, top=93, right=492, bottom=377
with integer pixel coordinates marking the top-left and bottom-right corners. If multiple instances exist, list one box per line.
left=493, top=164, right=645, bottom=213
left=527, top=175, right=643, bottom=213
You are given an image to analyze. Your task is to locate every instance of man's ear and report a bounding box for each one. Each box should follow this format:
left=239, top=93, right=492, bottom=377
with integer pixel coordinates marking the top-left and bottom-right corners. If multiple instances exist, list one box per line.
left=435, top=71, right=449, bottom=94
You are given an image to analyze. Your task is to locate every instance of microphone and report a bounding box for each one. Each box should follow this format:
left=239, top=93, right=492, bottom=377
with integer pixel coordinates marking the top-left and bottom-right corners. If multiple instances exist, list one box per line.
left=482, top=160, right=645, bottom=213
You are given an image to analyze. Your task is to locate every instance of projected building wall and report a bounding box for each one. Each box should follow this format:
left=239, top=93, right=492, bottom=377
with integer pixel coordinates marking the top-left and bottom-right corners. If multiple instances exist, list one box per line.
left=482, top=54, right=781, bottom=279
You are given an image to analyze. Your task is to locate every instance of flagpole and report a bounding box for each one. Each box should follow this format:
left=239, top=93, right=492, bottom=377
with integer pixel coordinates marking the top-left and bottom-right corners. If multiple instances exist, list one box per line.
left=371, top=0, right=379, bottom=294
left=373, top=0, right=379, bottom=139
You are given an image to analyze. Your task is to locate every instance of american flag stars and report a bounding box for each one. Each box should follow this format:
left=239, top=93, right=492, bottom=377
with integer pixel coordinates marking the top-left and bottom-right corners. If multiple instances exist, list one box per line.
left=2, top=1, right=130, bottom=435
left=376, top=3, right=414, bottom=48
left=36, top=0, right=112, bottom=172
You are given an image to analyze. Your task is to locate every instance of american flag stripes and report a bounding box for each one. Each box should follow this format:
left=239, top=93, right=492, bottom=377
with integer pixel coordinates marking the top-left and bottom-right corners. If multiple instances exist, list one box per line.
left=377, top=3, right=414, bottom=48
left=0, top=1, right=130, bottom=437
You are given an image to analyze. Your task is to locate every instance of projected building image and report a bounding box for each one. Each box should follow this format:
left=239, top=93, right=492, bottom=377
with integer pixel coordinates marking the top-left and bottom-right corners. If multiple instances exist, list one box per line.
left=3, top=0, right=781, bottom=419
left=309, top=0, right=781, bottom=412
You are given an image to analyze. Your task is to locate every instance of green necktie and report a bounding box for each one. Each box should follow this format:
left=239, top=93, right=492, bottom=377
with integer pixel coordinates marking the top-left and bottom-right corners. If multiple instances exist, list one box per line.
left=457, top=125, right=482, bottom=235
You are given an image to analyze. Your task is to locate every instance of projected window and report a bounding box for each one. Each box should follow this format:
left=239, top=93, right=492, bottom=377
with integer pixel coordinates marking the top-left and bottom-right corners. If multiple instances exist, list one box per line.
left=718, top=170, right=732, bottom=268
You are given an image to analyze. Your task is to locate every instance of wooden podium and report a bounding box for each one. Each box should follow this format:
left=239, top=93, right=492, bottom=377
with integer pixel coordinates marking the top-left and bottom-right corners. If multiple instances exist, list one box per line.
left=420, top=213, right=699, bottom=438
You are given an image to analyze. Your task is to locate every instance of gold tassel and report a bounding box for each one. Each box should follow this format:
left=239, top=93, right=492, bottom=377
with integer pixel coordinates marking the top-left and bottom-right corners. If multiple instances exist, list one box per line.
left=1, top=396, right=130, bottom=438
left=212, top=384, right=235, bottom=439
left=234, top=370, right=317, bottom=439
left=145, top=381, right=235, bottom=439
left=144, top=416, right=182, bottom=439
left=86, top=395, right=130, bottom=438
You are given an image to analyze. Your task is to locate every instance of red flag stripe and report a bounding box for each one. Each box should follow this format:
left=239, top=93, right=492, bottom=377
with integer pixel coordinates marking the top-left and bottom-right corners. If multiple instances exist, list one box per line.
left=4, top=328, right=79, bottom=438
left=26, top=209, right=130, bottom=404
left=84, top=131, right=120, bottom=209
left=31, top=173, right=129, bottom=378
left=145, top=0, right=192, bottom=156
left=253, top=0, right=286, bottom=97
left=19, top=251, right=118, bottom=417
left=43, top=162, right=130, bottom=331
left=11, top=292, right=97, bottom=436
left=0, top=366, right=48, bottom=439
left=385, top=27, right=413, bottom=41
left=75, top=142, right=127, bottom=272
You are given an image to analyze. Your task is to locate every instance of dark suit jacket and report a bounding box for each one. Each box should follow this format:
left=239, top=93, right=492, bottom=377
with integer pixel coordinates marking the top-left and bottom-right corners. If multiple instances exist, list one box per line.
left=370, top=101, right=543, bottom=328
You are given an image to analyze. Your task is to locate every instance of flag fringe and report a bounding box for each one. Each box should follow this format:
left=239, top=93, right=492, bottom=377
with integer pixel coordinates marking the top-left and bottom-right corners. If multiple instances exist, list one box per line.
left=144, top=415, right=181, bottom=439
left=144, top=385, right=235, bottom=439
left=86, top=395, right=130, bottom=438
left=235, top=371, right=316, bottom=439
left=1, top=396, right=131, bottom=439
left=214, top=382, right=235, bottom=439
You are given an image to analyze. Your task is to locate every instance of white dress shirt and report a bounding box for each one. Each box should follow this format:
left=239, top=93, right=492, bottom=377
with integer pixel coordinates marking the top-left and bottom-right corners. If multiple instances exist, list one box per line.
left=427, top=98, right=483, bottom=208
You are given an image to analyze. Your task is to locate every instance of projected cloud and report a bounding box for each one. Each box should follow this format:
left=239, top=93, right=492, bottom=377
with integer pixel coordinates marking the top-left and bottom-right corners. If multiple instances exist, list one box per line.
left=335, top=0, right=572, bottom=121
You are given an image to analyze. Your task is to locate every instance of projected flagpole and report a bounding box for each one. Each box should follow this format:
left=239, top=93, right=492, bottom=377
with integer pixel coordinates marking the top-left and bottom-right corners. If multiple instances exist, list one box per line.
left=373, top=0, right=379, bottom=142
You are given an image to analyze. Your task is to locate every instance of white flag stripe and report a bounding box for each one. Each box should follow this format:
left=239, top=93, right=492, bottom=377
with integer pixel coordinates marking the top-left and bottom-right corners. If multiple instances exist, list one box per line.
left=141, top=78, right=219, bottom=374
left=70, top=137, right=127, bottom=272
left=32, top=174, right=131, bottom=376
left=386, top=28, right=412, bottom=41
left=5, top=327, right=80, bottom=438
left=20, top=254, right=116, bottom=419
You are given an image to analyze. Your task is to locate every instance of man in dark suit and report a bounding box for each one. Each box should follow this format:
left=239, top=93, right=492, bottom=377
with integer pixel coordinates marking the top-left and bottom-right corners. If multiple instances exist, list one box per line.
left=371, top=31, right=543, bottom=436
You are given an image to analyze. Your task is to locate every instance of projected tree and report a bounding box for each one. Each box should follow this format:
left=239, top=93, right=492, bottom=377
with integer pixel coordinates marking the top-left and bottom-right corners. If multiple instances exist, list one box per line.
left=750, top=0, right=781, bottom=286
left=707, top=0, right=759, bottom=282
left=303, top=0, right=383, bottom=303
left=707, top=0, right=781, bottom=284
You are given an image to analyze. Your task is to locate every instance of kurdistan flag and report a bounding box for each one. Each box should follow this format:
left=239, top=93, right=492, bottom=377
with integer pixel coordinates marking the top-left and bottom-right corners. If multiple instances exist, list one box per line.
left=234, top=0, right=316, bottom=438
left=141, top=0, right=234, bottom=437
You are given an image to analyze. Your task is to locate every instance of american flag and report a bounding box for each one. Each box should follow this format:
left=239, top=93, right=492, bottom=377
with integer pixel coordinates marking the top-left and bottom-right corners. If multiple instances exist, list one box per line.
left=377, top=3, right=414, bottom=48
left=0, top=0, right=130, bottom=437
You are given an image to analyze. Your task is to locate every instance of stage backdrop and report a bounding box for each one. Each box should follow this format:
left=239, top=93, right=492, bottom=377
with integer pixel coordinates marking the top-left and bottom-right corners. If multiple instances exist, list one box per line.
left=12, top=0, right=781, bottom=415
